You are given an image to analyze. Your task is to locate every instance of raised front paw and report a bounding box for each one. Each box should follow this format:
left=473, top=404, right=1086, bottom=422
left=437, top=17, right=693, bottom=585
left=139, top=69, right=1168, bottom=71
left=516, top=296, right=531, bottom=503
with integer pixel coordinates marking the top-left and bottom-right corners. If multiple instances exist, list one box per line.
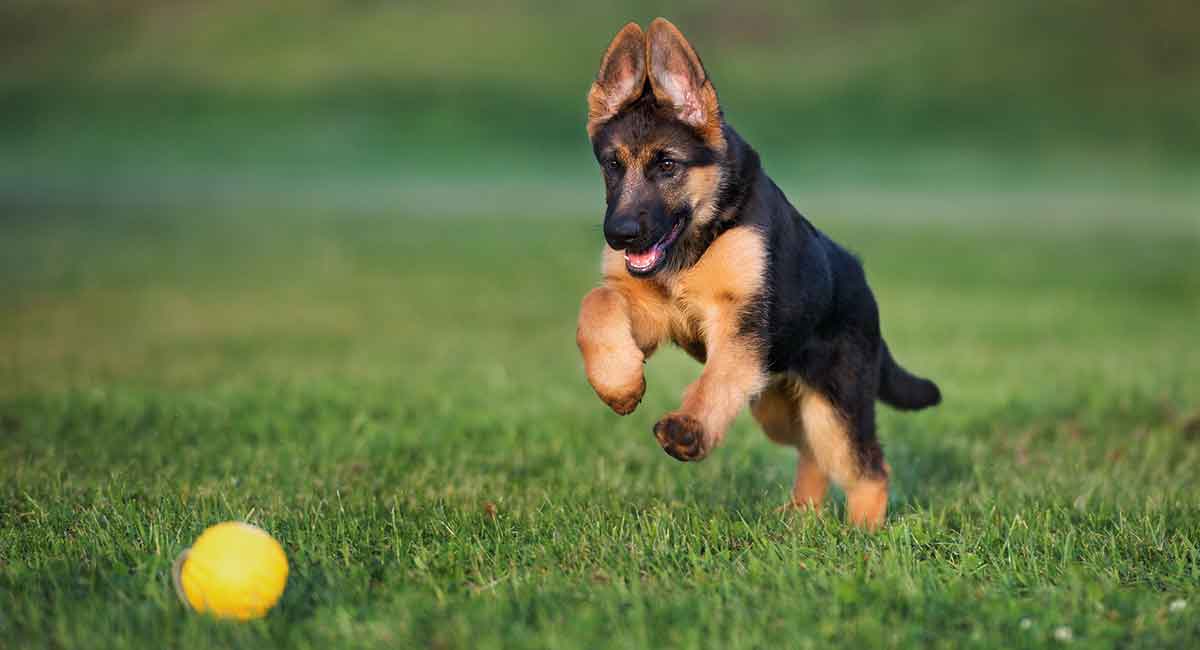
left=653, top=412, right=709, bottom=462
left=593, top=374, right=646, bottom=415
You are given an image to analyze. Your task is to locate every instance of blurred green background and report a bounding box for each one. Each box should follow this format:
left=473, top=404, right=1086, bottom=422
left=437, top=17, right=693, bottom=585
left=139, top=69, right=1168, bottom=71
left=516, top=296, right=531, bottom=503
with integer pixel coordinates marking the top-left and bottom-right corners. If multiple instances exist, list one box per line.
left=3, top=3, right=1200, bottom=647
left=3, top=0, right=1199, bottom=208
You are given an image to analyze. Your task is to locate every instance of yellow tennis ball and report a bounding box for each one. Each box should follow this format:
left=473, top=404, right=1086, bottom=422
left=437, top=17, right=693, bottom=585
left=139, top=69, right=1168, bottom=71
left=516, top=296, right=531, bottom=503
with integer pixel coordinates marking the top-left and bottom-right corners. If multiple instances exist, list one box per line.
left=172, top=522, right=289, bottom=620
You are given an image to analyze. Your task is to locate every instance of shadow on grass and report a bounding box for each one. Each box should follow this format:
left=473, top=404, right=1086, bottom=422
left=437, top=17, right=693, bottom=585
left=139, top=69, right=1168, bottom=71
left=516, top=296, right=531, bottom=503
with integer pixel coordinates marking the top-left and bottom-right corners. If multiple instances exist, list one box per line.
left=676, top=418, right=976, bottom=519
left=885, top=434, right=975, bottom=511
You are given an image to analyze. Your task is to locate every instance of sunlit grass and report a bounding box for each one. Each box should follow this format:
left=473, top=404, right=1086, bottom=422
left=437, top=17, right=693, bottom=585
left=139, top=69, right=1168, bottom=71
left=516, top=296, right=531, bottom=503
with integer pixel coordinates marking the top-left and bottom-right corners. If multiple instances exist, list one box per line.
left=1, top=205, right=1198, bottom=648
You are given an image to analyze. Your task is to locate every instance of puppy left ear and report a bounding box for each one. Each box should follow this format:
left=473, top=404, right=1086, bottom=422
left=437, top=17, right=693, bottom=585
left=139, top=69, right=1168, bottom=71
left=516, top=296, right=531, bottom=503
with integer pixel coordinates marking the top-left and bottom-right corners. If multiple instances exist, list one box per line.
left=646, top=18, right=722, bottom=144
left=587, top=22, right=647, bottom=138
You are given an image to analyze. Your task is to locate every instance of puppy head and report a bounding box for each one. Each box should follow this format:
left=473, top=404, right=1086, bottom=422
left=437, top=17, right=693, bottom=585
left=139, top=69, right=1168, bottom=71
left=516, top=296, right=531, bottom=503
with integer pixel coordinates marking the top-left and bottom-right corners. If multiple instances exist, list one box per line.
left=586, top=18, right=727, bottom=277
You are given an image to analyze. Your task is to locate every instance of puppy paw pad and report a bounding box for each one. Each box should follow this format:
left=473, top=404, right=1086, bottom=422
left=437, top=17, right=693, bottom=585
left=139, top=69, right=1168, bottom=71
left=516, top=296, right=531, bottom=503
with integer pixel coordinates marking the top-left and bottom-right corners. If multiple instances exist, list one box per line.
left=653, top=413, right=707, bottom=461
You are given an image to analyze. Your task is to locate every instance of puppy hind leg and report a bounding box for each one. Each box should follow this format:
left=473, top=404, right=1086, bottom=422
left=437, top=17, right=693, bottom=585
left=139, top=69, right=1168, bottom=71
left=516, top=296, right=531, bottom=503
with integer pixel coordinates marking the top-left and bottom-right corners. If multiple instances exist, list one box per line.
left=800, top=390, right=888, bottom=531
left=790, top=451, right=830, bottom=511
left=751, top=380, right=829, bottom=511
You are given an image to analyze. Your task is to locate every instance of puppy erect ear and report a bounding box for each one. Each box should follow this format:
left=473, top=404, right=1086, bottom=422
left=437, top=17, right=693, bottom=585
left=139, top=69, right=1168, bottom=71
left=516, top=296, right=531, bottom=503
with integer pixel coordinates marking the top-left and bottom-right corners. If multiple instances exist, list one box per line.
left=646, top=18, right=723, bottom=146
left=587, top=23, right=647, bottom=138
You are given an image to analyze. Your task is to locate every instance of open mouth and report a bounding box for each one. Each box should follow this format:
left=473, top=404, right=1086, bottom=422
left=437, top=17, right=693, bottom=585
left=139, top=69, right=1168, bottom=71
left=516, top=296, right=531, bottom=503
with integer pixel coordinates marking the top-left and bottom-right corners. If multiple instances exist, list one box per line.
left=624, top=219, right=685, bottom=275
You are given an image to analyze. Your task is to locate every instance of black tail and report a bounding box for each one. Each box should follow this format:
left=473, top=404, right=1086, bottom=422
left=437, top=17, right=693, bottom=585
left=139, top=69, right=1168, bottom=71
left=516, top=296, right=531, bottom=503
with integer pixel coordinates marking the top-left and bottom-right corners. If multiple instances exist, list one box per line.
left=878, top=341, right=941, bottom=410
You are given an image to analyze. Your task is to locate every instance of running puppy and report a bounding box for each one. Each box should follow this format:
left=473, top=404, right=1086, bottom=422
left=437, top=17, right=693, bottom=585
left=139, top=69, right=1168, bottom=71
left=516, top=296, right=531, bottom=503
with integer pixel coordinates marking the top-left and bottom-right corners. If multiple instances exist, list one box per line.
left=576, top=19, right=941, bottom=530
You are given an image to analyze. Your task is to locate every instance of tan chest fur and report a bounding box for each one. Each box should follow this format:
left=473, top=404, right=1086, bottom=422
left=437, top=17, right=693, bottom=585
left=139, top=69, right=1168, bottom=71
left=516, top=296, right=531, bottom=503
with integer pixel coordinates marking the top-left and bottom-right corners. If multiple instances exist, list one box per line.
left=601, top=226, right=766, bottom=357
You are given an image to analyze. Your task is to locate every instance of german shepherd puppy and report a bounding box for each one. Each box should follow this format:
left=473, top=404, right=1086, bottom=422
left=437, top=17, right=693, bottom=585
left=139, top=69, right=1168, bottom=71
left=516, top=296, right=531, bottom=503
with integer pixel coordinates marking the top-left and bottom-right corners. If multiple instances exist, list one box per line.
left=576, top=19, right=942, bottom=530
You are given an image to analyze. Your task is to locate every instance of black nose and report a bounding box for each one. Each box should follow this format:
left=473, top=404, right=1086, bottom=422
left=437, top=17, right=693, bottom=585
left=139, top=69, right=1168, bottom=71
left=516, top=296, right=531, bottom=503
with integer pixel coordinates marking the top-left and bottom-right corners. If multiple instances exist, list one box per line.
left=604, top=216, right=643, bottom=249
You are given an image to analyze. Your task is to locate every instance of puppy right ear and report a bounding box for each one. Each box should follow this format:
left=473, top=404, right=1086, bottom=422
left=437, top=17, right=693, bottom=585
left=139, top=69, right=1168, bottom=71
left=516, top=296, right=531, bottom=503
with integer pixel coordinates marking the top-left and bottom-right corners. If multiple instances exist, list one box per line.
left=587, top=23, right=646, bottom=138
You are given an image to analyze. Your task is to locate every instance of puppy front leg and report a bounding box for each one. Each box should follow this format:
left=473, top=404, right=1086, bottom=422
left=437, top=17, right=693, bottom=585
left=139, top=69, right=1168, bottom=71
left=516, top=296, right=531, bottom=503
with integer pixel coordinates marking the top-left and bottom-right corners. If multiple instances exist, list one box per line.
left=654, top=309, right=766, bottom=461
left=576, top=286, right=651, bottom=415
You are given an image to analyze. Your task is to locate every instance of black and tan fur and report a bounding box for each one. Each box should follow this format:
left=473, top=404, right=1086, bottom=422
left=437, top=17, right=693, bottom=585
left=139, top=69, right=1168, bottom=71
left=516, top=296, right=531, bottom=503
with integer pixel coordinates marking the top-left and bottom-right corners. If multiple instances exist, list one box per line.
left=576, top=19, right=941, bottom=530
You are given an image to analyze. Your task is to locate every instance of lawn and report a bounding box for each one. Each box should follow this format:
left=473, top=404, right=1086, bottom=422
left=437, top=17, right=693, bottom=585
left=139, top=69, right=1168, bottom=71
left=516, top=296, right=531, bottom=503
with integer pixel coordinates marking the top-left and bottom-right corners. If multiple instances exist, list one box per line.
left=1, top=193, right=1197, bottom=649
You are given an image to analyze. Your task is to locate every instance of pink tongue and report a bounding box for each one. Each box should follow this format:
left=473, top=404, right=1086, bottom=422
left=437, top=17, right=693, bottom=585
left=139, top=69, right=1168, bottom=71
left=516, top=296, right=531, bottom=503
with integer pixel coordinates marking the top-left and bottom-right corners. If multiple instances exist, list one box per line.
left=625, top=247, right=661, bottom=270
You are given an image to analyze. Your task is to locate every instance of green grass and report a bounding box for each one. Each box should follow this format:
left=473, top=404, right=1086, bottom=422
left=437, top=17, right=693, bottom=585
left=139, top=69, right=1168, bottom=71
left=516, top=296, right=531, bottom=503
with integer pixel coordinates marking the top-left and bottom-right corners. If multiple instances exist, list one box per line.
left=4, top=2, right=1197, bottom=646
left=1, top=197, right=1198, bottom=649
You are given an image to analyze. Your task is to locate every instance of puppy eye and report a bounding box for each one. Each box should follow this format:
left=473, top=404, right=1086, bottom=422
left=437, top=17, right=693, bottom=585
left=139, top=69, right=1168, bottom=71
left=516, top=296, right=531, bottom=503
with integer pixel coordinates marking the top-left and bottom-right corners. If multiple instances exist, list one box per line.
left=606, top=159, right=621, bottom=171
left=659, top=159, right=677, bottom=173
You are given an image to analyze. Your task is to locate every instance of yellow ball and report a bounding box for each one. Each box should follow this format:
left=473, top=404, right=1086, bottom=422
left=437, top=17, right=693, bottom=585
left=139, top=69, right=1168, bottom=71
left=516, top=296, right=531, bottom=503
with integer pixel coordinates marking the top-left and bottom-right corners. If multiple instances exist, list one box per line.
left=172, top=522, right=289, bottom=620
